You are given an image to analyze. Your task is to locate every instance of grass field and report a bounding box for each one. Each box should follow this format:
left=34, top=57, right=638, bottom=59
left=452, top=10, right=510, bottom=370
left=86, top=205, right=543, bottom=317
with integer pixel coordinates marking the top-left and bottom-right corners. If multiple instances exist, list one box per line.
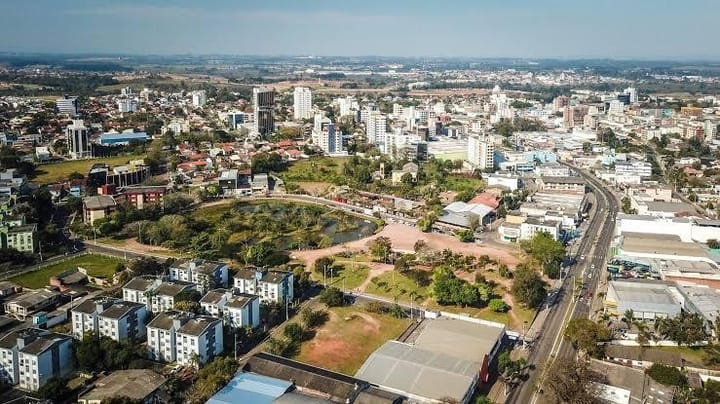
left=654, top=346, right=716, bottom=368
left=295, top=305, right=409, bottom=375
left=33, top=154, right=146, bottom=184
left=312, top=263, right=370, bottom=290
left=10, top=254, right=126, bottom=289
left=364, top=271, right=429, bottom=304
left=283, top=157, right=349, bottom=183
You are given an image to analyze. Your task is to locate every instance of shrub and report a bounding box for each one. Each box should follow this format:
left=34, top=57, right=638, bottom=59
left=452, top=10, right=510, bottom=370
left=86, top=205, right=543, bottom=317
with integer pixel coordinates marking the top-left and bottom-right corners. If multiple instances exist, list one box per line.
left=489, top=298, right=510, bottom=312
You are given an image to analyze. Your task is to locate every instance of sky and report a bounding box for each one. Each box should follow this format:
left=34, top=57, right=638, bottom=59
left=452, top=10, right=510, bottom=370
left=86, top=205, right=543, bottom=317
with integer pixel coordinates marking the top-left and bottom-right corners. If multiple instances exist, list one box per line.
left=0, top=0, right=717, bottom=60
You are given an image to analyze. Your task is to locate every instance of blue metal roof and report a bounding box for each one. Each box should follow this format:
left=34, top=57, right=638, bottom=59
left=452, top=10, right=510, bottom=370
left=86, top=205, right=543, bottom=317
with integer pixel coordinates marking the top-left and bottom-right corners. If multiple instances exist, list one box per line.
left=206, top=372, right=292, bottom=404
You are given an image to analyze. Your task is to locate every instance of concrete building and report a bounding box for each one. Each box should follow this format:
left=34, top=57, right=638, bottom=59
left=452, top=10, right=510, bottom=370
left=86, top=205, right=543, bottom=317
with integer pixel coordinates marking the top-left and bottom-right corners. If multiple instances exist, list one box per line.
left=66, top=119, right=91, bottom=159
left=199, top=288, right=261, bottom=329
left=0, top=328, right=73, bottom=391
left=147, top=311, right=189, bottom=363
left=485, top=173, right=521, bottom=191
left=233, top=267, right=294, bottom=304
left=534, top=163, right=571, bottom=177
left=315, top=123, right=344, bottom=155
left=677, top=284, right=720, bottom=336
left=82, top=195, right=117, bottom=225
left=191, top=90, right=207, bottom=107
left=71, top=298, right=116, bottom=339
left=293, top=87, right=312, bottom=120
left=467, top=134, right=495, bottom=170
left=2, top=223, right=37, bottom=253
left=4, top=289, right=61, bottom=320
left=150, top=281, right=196, bottom=313
left=117, top=99, right=137, bottom=113
left=122, top=186, right=167, bottom=210
left=175, top=315, right=223, bottom=366
left=77, top=369, right=166, bottom=404
left=605, top=280, right=681, bottom=320
left=538, top=176, right=586, bottom=194
left=56, top=95, right=78, bottom=116
left=168, top=259, right=229, bottom=294
left=122, top=277, right=161, bottom=310
left=366, top=113, right=387, bottom=146
left=97, top=301, right=148, bottom=342
left=615, top=161, right=652, bottom=179
left=519, top=217, right=561, bottom=241
left=253, top=87, right=275, bottom=135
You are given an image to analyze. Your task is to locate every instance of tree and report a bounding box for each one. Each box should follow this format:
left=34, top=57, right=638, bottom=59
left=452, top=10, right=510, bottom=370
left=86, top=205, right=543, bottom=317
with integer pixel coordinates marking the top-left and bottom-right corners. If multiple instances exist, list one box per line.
left=301, top=308, right=329, bottom=329
left=186, top=356, right=239, bottom=404
left=319, top=287, right=344, bottom=307
left=564, top=318, right=612, bottom=358
left=163, top=193, right=194, bottom=214
left=622, top=309, right=634, bottom=325
left=488, top=298, right=509, bottom=312
left=708, top=239, right=720, bottom=249
left=36, top=377, right=71, bottom=400
left=313, top=256, right=334, bottom=273
left=655, top=312, right=708, bottom=346
left=175, top=300, right=201, bottom=313
left=432, top=266, right=489, bottom=307
left=510, top=265, right=548, bottom=309
left=498, top=263, right=512, bottom=278
left=645, top=363, right=687, bottom=387
left=104, top=397, right=144, bottom=404
left=520, top=232, right=565, bottom=278
left=283, top=323, right=305, bottom=342
left=368, top=236, right=392, bottom=262
left=544, top=358, right=604, bottom=404
left=128, top=257, right=163, bottom=276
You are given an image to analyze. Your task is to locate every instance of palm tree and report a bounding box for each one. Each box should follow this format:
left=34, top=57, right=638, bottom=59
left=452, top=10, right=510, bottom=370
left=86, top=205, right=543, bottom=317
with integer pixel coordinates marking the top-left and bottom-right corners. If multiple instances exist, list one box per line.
left=622, top=309, right=634, bottom=325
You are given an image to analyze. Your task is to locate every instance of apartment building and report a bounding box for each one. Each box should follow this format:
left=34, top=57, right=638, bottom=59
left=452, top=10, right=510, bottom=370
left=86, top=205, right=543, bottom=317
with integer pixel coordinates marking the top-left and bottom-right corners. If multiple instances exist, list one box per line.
left=97, top=301, right=148, bottom=342
left=175, top=316, right=223, bottom=366
left=122, top=276, right=161, bottom=310
left=467, top=134, right=495, bottom=170
left=168, top=259, right=228, bottom=294
left=0, top=328, right=73, bottom=391
left=233, top=267, right=294, bottom=304
left=150, top=281, right=196, bottom=313
left=199, top=288, right=260, bottom=329
left=71, top=298, right=116, bottom=339
left=147, top=311, right=189, bottom=363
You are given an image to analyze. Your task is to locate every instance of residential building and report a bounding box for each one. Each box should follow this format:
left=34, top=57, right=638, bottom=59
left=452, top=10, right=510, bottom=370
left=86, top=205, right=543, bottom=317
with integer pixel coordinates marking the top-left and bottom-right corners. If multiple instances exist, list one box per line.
left=4, top=289, right=61, bottom=320
left=534, top=163, right=571, bottom=177
left=253, top=87, right=275, bottom=135
left=2, top=223, right=37, bottom=253
left=200, top=288, right=261, bottom=329
left=519, top=217, right=561, bottom=241
left=147, top=311, right=189, bottom=363
left=192, top=90, right=207, bottom=107
left=150, top=281, right=196, bottom=313
left=122, top=276, right=161, bottom=310
left=293, top=87, right=312, bottom=120
left=117, top=99, right=137, bottom=113
left=366, top=113, right=386, bottom=145
left=175, top=315, right=223, bottom=366
left=82, top=195, right=117, bottom=225
left=315, top=123, right=344, bottom=155
left=77, top=369, right=166, bottom=404
left=233, top=267, right=294, bottom=304
left=615, top=161, right=652, bottom=179
left=467, top=134, right=494, bottom=170
left=169, top=259, right=229, bottom=294
left=97, top=301, right=148, bottom=342
left=71, top=298, right=116, bottom=339
left=66, top=119, right=91, bottom=159
left=122, top=186, right=168, bottom=210
left=56, top=95, right=78, bottom=116
left=0, top=328, right=73, bottom=391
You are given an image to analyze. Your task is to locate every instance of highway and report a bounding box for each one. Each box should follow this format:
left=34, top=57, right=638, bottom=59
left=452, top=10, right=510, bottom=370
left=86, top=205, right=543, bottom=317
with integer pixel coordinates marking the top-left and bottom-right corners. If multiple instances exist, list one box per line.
left=507, top=164, right=618, bottom=404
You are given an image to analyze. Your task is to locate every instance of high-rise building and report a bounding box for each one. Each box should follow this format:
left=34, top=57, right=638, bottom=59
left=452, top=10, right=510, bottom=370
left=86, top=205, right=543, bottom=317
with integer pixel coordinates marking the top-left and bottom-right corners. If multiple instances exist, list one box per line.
left=337, top=96, right=358, bottom=117
left=316, top=123, right=344, bottom=155
left=467, top=134, right=495, bottom=170
left=253, top=87, right=275, bottom=135
left=56, top=95, right=78, bottom=116
left=293, top=87, right=312, bottom=120
left=705, top=120, right=718, bottom=142
left=66, top=120, right=91, bottom=159
left=366, top=113, right=386, bottom=145
left=120, top=87, right=133, bottom=96
left=552, top=96, right=569, bottom=113
left=192, top=90, right=207, bottom=107
left=624, top=87, right=639, bottom=103
left=117, top=99, right=137, bottom=113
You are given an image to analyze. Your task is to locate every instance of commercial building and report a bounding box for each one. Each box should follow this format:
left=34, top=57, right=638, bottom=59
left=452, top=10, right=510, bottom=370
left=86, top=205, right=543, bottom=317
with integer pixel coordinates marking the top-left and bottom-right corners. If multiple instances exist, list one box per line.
left=253, top=87, right=275, bottom=135
left=199, top=288, right=261, bottom=329
left=0, top=328, right=73, bottom=391
left=485, top=173, right=521, bottom=191
left=467, top=134, right=495, bottom=170
left=615, top=161, right=652, bottom=179
left=538, top=176, right=586, bottom=194
left=293, top=87, right=312, bottom=120
left=56, top=95, right=78, bottom=116
left=605, top=280, right=681, bottom=319
left=615, top=215, right=720, bottom=244
left=98, top=131, right=148, bottom=146
left=436, top=201, right=494, bottom=229
left=168, top=258, right=229, bottom=294
left=676, top=284, right=720, bottom=335
left=519, top=217, right=561, bottom=241
left=77, top=369, right=166, bottom=404
left=233, top=267, right=294, bottom=304
left=66, top=119, right=92, bottom=159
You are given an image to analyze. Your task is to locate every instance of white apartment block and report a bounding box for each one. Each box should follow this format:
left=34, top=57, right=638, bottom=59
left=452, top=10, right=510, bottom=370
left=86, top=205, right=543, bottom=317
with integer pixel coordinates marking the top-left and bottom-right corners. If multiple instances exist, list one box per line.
left=314, top=123, right=344, bottom=155
left=122, top=277, right=161, bottom=311
left=233, top=267, right=294, bottom=304
left=520, top=218, right=561, bottom=241
left=615, top=161, right=652, bottom=178
left=71, top=299, right=115, bottom=339
left=191, top=90, right=207, bottom=107
left=150, top=281, right=196, bottom=313
left=97, top=301, right=148, bottom=342
left=337, top=96, right=359, bottom=117
left=148, top=311, right=245, bottom=368
left=168, top=259, right=229, bottom=294
left=366, top=113, right=387, bottom=146
left=293, top=87, right=313, bottom=120
left=200, top=289, right=261, bottom=329
left=467, top=134, right=495, bottom=170
left=0, top=328, right=73, bottom=391
left=66, top=119, right=91, bottom=159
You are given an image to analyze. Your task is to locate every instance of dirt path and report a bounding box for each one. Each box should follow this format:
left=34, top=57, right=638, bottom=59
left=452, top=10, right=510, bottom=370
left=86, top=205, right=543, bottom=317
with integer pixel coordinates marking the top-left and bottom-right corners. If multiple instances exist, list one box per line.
left=355, top=262, right=394, bottom=292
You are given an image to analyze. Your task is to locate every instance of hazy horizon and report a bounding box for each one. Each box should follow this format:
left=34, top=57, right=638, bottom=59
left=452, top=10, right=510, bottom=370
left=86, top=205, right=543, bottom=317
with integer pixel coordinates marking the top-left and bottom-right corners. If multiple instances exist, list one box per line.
left=1, top=0, right=718, bottom=60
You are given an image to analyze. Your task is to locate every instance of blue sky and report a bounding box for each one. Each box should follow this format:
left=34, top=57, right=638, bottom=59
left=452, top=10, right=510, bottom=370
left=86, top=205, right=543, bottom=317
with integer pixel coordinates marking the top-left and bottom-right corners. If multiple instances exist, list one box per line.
left=0, top=0, right=716, bottom=59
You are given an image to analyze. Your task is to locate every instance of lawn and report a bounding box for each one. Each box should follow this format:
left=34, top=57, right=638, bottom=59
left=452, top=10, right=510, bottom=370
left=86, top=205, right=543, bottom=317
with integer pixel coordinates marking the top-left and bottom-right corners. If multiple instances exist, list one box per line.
left=654, top=346, right=716, bottom=368
left=10, top=254, right=126, bottom=289
left=283, top=157, right=349, bottom=183
left=311, top=263, right=370, bottom=290
left=442, top=175, right=485, bottom=193
left=294, top=305, right=410, bottom=375
left=33, top=154, right=146, bottom=184
left=364, top=271, right=429, bottom=304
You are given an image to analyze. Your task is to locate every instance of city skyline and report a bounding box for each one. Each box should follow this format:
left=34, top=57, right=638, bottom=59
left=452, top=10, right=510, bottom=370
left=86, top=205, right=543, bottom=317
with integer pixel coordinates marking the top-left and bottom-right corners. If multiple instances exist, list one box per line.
left=0, top=0, right=718, bottom=60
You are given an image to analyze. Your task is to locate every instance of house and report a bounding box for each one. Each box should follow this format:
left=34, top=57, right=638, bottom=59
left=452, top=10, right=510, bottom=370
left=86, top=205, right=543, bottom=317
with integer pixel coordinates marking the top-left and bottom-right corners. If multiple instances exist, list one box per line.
left=169, top=259, right=229, bottom=294
left=0, top=328, right=73, bottom=391
left=175, top=315, right=224, bottom=366
left=122, top=276, right=161, bottom=310
left=0, top=281, right=19, bottom=298
left=97, top=301, right=148, bottom=342
left=251, top=173, right=269, bottom=193
left=4, top=288, right=61, bottom=320
left=519, top=217, right=561, bottom=241
left=200, top=288, right=261, bottom=328
left=150, top=281, right=196, bottom=313
left=122, top=186, right=168, bottom=210
left=71, top=298, right=116, bottom=339
left=49, top=267, right=88, bottom=291
left=77, top=369, right=166, bottom=404
left=83, top=195, right=117, bottom=225
left=233, top=267, right=294, bottom=304
left=391, top=163, right=419, bottom=184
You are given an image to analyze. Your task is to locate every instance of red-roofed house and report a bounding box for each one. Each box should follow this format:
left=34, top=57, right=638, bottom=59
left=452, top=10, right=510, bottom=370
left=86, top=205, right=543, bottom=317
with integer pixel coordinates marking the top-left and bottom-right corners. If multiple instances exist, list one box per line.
left=468, top=192, right=500, bottom=210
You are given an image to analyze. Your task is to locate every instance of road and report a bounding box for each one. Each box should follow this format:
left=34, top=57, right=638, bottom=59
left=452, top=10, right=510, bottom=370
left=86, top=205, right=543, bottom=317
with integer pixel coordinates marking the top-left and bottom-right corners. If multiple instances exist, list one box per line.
left=507, top=164, right=618, bottom=404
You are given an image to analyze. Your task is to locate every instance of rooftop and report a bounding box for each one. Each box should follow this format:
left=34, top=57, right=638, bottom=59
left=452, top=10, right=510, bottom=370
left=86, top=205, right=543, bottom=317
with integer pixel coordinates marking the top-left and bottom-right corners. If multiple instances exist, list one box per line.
left=207, top=372, right=292, bottom=404
left=99, top=301, right=144, bottom=320
left=608, top=280, right=679, bottom=306
left=621, top=233, right=709, bottom=259
left=123, top=276, right=158, bottom=291
left=79, top=369, right=166, bottom=402
left=200, top=288, right=229, bottom=305
left=155, top=280, right=194, bottom=297
left=644, top=201, right=695, bottom=214
left=20, top=333, right=71, bottom=356
left=177, top=315, right=220, bottom=337
left=540, top=176, right=586, bottom=185
left=412, top=317, right=505, bottom=361
left=5, top=289, right=59, bottom=309
left=147, top=311, right=189, bottom=331
left=83, top=195, right=117, bottom=210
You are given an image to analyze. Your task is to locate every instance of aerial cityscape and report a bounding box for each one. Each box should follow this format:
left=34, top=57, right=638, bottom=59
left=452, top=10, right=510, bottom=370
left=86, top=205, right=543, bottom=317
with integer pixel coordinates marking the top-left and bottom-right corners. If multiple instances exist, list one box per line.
left=2, top=1, right=720, bottom=403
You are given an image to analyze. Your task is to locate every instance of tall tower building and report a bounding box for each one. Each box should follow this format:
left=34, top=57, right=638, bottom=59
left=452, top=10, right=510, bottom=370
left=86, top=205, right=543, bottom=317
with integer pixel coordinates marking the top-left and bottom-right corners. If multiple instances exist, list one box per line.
left=366, top=113, right=387, bottom=145
left=293, top=87, right=312, bottom=120
left=467, top=134, right=495, bottom=170
left=253, top=87, right=275, bottom=135
left=191, top=90, right=207, bottom=107
left=66, top=120, right=91, bottom=159
left=56, top=95, right=78, bottom=116
left=624, top=87, right=639, bottom=104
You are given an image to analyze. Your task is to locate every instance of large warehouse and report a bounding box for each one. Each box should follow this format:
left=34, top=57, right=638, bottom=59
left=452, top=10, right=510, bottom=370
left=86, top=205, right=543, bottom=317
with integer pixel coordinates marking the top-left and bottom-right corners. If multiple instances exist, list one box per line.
left=605, top=279, right=681, bottom=320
